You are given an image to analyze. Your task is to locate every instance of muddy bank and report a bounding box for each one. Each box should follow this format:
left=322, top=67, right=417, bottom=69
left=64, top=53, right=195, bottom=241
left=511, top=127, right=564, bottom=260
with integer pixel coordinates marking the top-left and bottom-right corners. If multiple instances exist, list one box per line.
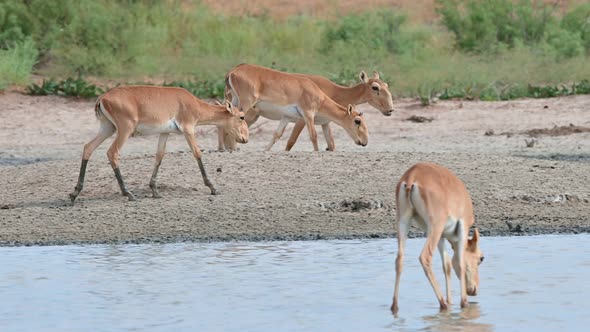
left=1, top=151, right=589, bottom=246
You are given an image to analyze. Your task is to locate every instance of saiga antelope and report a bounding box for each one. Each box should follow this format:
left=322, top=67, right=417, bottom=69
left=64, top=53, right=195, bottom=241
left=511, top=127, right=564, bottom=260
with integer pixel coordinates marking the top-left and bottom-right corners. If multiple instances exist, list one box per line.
left=69, top=86, right=248, bottom=203
left=223, top=63, right=368, bottom=152
left=391, top=163, right=484, bottom=314
left=283, top=71, right=394, bottom=151
left=218, top=70, right=394, bottom=151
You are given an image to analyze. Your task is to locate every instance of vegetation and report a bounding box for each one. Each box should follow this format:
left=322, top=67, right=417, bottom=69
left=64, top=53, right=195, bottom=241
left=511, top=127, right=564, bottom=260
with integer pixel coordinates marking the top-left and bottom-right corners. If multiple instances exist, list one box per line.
left=27, top=78, right=103, bottom=98
left=0, top=39, right=37, bottom=90
left=0, top=0, right=588, bottom=102
left=163, top=80, right=227, bottom=100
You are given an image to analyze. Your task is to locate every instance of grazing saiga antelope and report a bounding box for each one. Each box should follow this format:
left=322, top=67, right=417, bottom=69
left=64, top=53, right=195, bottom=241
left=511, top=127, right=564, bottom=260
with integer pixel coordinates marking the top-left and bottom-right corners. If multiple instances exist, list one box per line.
left=222, top=63, right=368, bottom=152
left=69, top=86, right=248, bottom=203
left=218, top=70, right=394, bottom=151
left=391, top=163, right=484, bottom=314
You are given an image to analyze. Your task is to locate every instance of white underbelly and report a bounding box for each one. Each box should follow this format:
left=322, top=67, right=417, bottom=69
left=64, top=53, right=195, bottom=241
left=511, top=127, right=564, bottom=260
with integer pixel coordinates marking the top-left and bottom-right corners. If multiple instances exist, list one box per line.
left=256, top=101, right=303, bottom=121
left=255, top=101, right=331, bottom=126
left=412, top=215, right=461, bottom=243
left=133, top=119, right=181, bottom=136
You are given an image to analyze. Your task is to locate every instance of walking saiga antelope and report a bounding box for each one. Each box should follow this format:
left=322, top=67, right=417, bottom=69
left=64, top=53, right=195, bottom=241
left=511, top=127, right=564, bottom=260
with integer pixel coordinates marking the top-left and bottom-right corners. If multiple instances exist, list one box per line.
left=223, top=63, right=368, bottom=152
left=218, top=70, right=393, bottom=151
left=283, top=71, right=394, bottom=151
left=391, top=163, right=484, bottom=314
left=69, top=86, right=248, bottom=203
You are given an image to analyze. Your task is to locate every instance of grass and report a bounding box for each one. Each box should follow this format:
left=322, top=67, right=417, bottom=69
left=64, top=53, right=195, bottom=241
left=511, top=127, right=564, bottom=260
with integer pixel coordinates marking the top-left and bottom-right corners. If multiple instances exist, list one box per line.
left=0, top=39, right=37, bottom=90
left=0, top=0, right=589, bottom=102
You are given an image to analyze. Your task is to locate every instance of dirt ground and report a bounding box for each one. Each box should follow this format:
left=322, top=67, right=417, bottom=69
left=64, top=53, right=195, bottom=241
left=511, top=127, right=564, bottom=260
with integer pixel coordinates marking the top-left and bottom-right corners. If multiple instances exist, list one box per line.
left=0, top=92, right=589, bottom=246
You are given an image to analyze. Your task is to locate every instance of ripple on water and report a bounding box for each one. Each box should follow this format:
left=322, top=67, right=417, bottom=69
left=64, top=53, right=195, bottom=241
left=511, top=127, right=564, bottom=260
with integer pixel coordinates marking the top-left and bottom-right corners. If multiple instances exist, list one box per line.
left=0, top=234, right=589, bottom=332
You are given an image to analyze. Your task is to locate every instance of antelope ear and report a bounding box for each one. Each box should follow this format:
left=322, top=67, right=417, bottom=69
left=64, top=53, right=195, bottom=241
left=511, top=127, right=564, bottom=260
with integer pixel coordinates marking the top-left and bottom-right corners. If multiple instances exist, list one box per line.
left=371, top=82, right=381, bottom=92
left=225, top=100, right=233, bottom=114
left=472, top=228, right=480, bottom=242
left=468, top=228, right=480, bottom=251
left=347, top=104, right=354, bottom=115
left=373, top=71, right=380, bottom=80
left=359, top=71, right=368, bottom=83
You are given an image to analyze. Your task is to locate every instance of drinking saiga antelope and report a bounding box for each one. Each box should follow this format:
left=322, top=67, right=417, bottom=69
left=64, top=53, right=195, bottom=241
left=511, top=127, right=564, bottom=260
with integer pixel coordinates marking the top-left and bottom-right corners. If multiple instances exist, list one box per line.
left=391, top=162, right=484, bottom=314
left=222, top=63, right=369, bottom=151
left=219, top=69, right=394, bottom=151
left=69, top=86, right=248, bottom=203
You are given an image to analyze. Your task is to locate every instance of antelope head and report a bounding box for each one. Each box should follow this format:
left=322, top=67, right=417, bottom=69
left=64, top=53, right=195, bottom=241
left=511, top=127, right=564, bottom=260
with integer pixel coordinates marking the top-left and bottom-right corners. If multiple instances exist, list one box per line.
left=359, top=71, right=395, bottom=116
left=221, top=100, right=249, bottom=145
left=453, top=228, right=484, bottom=296
left=342, top=104, right=368, bottom=147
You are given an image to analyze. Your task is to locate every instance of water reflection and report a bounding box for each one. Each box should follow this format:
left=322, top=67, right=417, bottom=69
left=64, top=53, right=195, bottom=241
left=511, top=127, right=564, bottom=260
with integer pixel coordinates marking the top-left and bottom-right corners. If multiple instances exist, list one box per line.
left=420, top=304, right=492, bottom=332
left=1, top=235, right=590, bottom=332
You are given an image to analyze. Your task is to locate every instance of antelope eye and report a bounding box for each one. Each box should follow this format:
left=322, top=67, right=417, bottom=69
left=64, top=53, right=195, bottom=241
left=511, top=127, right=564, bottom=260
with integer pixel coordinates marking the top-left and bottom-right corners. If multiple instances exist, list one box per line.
left=354, top=118, right=361, bottom=125
left=240, top=116, right=245, bottom=121
left=371, top=86, right=379, bottom=91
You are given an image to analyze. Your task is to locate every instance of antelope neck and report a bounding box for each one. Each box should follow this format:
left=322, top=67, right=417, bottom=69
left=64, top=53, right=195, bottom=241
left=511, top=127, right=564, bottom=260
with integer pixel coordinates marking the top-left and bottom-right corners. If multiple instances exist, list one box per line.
left=194, top=102, right=230, bottom=126
left=330, top=83, right=367, bottom=106
left=319, top=99, right=349, bottom=125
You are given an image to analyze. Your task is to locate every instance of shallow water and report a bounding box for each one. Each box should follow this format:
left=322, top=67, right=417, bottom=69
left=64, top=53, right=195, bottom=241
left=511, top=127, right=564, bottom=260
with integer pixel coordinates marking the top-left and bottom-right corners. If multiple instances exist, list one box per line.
left=1, top=234, right=589, bottom=332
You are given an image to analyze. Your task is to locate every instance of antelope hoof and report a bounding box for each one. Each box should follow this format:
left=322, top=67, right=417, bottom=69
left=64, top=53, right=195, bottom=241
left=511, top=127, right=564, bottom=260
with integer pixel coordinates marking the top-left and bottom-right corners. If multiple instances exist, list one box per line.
left=125, top=192, right=136, bottom=201
left=439, top=301, right=449, bottom=311
left=461, top=298, right=468, bottom=308
left=69, top=193, right=78, bottom=204
left=150, top=184, right=162, bottom=198
left=390, top=303, right=399, bottom=315
left=210, top=189, right=219, bottom=195
left=69, top=186, right=82, bottom=203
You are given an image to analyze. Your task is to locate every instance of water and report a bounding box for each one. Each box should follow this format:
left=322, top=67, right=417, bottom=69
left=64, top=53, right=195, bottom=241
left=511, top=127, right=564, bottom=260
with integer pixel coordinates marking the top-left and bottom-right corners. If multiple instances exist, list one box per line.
left=1, top=234, right=590, bottom=332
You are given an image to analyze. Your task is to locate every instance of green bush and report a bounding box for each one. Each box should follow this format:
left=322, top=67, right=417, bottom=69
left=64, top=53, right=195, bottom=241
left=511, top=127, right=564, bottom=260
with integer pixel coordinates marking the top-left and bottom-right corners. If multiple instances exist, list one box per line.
left=574, top=79, right=590, bottom=94
left=561, top=4, right=590, bottom=54
left=436, top=0, right=587, bottom=58
left=0, top=1, right=34, bottom=48
left=0, top=39, right=38, bottom=89
left=321, top=10, right=432, bottom=59
left=26, top=79, right=60, bottom=96
left=163, top=79, right=226, bottom=99
left=27, top=77, right=103, bottom=98
left=1, top=0, right=590, bottom=101
left=438, top=80, right=590, bottom=101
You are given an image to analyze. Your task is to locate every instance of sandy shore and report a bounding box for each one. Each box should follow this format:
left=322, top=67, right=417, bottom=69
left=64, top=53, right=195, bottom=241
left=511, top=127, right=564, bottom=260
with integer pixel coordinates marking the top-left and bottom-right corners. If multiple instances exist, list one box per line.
left=1, top=92, right=589, bottom=246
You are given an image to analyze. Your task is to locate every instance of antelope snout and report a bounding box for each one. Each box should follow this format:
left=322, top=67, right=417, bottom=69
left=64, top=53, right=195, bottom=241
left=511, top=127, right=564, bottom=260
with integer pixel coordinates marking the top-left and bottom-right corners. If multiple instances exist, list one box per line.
left=385, top=110, right=394, bottom=116
left=467, top=286, right=477, bottom=296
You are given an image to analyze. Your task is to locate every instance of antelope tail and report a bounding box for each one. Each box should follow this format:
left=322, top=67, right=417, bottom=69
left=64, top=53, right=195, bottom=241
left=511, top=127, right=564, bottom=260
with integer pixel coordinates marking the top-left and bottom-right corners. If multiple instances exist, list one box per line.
left=224, top=73, right=233, bottom=102
left=94, top=98, right=103, bottom=120
left=399, top=182, right=417, bottom=210
left=407, top=183, right=416, bottom=208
